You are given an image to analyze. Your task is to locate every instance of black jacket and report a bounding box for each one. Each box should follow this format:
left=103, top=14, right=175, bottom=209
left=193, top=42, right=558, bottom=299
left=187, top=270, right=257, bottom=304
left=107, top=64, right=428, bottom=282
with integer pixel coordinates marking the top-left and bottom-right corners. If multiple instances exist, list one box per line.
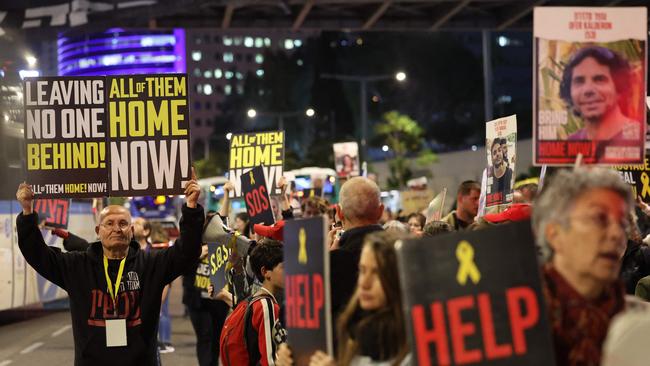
left=17, top=204, right=204, bottom=366
left=329, top=225, right=383, bottom=316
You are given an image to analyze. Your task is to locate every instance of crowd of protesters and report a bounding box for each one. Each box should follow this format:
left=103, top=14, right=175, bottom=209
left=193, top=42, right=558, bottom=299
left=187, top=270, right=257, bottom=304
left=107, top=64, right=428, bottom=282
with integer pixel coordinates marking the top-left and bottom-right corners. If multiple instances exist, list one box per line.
left=17, top=165, right=650, bottom=366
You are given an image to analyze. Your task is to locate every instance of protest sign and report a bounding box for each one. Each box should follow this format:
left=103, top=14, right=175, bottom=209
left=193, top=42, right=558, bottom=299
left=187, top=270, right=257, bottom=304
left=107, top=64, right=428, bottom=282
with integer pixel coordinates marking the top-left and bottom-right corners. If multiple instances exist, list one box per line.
left=425, top=188, right=447, bottom=222
left=228, top=131, right=285, bottom=197
left=486, top=115, right=517, bottom=207
left=24, top=77, right=108, bottom=198
left=106, top=74, right=191, bottom=196
left=24, top=74, right=191, bottom=198
left=241, top=165, right=275, bottom=226
left=333, top=142, right=360, bottom=177
left=194, top=256, right=212, bottom=299
left=283, top=217, right=332, bottom=366
left=401, top=189, right=434, bottom=215
left=301, top=187, right=322, bottom=198
left=615, top=155, right=650, bottom=202
left=396, top=221, right=555, bottom=366
left=33, top=199, right=70, bottom=229
left=207, top=239, right=232, bottom=294
left=533, top=7, right=647, bottom=165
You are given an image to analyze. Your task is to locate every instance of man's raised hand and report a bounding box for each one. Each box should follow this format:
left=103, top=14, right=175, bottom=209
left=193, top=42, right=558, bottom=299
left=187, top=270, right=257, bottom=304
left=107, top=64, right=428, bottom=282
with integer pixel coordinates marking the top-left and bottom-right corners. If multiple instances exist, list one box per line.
left=16, top=182, right=34, bottom=215
left=184, top=167, right=200, bottom=208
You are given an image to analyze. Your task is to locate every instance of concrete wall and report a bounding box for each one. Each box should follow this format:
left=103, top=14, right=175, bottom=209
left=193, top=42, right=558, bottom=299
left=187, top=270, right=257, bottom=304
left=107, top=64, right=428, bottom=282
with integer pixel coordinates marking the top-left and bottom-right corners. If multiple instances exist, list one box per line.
left=370, top=139, right=534, bottom=211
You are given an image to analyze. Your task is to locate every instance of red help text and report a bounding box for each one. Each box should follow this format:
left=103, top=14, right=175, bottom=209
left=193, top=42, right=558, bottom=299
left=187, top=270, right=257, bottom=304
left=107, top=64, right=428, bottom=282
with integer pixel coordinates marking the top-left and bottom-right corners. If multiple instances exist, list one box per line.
left=285, top=273, right=324, bottom=329
left=411, top=286, right=540, bottom=365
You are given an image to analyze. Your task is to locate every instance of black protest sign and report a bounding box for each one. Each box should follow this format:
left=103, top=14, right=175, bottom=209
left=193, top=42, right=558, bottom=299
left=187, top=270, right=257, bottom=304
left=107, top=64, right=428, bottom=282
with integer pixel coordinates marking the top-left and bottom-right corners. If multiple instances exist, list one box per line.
left=194, top=256, right=212, bottom=298
left=283, top=217, right=332, bottom=366
left=23, top=74, right=191, bottom=198
left=106, top=74, right=191, bottom=196
left=302, top=188, right=322, bottom=198
left=241, top=166, right=275, bottom=226
left=615, top=155, right=650, bottom=202
left=24, top=77, right=108, bottom=198
left=207, top=237, right=234, bottom=293
left=228, top=131, right=285, bottom=197
left=396, top=221, right=555, bottom=366
left=33, top=199, right=70, bottom=229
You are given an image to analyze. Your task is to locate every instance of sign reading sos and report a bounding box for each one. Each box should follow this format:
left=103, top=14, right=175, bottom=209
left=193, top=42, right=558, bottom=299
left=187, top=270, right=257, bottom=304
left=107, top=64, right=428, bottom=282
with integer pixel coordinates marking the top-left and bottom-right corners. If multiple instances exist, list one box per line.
left=245, top=185, right=270, bottom=216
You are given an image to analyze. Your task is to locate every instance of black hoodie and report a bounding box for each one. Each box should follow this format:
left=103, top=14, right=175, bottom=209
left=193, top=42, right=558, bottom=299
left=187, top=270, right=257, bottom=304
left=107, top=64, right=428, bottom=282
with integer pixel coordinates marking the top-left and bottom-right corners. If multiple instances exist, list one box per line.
left=16, top=204, right=205, bottom=366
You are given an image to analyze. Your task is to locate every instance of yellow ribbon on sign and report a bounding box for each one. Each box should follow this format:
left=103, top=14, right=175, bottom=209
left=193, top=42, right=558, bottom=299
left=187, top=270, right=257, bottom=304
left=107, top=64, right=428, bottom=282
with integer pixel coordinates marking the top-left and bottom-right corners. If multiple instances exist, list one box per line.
left=298, top=228, right=308, bottom=264
left=224, top=232, right=239, bottom=272
left=456, top=240, right=481, bottom=286
left=309, top=189, right=315, bottom=198
left=641, top=172, right=650, bottom=199
left=249, top=171, right=255, bottom=185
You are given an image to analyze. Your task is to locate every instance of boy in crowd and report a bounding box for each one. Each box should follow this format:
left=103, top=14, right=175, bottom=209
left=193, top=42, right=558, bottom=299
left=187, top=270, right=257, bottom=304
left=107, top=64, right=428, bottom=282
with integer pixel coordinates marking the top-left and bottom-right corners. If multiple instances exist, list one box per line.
left=220, top=240, right=286, bottom=366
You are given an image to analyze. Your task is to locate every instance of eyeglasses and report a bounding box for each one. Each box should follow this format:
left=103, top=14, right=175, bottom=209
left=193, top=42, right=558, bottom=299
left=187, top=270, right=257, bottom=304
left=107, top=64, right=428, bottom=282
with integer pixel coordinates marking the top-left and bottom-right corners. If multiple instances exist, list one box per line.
left=100, top=221, right=131, bottom=231
left=571, top=211, right=630, bottom=232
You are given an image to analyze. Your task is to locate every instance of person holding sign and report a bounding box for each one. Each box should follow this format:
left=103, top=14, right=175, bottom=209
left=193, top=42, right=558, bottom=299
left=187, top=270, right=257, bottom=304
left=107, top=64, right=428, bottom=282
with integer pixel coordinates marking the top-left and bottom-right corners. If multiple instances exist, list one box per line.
left=14, top=170, right=204, bottom=366
left=277, top=232, right=410, bottom=366
left=533, top=167, right=638, bottom=365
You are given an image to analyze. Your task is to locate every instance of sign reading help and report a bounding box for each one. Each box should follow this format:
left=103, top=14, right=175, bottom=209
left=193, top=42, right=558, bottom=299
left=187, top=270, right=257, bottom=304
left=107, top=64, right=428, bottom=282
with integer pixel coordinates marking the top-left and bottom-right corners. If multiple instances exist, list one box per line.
left=395, top=221, right=555, bottom=366
left=240, top=165, right=275, bottom=226
left=283, top=217, right=333, bottom=366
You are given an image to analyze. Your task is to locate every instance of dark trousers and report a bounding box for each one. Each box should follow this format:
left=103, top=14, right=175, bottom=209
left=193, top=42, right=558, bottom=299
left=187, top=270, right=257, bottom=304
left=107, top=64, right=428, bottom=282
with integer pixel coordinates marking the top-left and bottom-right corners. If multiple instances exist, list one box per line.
left=188, top=300, right=229, bottom=366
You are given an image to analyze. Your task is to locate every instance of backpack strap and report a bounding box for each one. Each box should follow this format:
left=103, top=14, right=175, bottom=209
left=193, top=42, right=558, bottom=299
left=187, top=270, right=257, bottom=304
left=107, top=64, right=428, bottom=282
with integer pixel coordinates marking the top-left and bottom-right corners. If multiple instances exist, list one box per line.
left=243, top=293, right=275, bottom=366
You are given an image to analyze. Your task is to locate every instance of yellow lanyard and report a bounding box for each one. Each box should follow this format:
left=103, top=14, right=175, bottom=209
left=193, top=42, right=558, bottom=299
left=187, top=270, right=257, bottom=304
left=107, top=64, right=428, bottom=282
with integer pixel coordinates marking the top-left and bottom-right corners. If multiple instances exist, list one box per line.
left=103, top=256, right=126, bottom=314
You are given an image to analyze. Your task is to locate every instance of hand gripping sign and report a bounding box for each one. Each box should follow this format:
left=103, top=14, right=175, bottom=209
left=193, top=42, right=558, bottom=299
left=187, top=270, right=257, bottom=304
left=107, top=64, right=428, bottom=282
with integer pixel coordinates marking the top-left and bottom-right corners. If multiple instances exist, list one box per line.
left=395, top=221, right=555, bottom=366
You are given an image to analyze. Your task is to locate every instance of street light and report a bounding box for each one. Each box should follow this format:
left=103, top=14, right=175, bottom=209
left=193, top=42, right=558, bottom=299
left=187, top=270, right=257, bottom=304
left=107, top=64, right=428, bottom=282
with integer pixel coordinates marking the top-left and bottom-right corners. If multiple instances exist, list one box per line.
left=320, top=71, right=407, bottom=165
left=246, top=108, right=316, bottom=131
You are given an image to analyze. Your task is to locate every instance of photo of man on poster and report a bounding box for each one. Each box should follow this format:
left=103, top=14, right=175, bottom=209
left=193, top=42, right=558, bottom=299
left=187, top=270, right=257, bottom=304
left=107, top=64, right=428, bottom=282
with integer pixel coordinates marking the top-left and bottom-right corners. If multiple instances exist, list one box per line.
left=561, top=46, right=641, bottom=156
left=489, top=138, right=513, bottom=197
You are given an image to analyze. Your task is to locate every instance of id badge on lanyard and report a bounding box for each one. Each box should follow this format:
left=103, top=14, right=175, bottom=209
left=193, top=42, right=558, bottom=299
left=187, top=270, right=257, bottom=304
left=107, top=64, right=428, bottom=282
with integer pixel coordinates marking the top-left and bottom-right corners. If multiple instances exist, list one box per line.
left=104, top=256, right=127, bottom=347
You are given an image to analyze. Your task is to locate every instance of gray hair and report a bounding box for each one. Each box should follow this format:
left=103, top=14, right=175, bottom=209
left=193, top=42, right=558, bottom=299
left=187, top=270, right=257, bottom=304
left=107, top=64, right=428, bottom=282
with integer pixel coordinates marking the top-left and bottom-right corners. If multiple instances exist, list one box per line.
left=532, top=167, right=633, bottom=260
left=339, top=177, right=381, bottom=222
left=383, top=220, right=409, bottom=234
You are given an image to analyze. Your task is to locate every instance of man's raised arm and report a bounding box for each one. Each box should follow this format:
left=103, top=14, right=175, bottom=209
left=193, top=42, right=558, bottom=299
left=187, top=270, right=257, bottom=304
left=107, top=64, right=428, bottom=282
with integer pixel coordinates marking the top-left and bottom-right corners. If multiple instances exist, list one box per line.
left=15, top=182, right=68, bottom=289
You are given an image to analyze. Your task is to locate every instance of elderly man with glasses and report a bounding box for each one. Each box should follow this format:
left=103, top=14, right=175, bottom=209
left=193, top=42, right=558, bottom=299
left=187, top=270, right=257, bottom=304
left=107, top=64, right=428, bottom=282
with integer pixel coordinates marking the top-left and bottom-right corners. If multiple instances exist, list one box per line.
left=14, top=171, right=204, bottom=366
left=533, top=167, right=638, bottom=366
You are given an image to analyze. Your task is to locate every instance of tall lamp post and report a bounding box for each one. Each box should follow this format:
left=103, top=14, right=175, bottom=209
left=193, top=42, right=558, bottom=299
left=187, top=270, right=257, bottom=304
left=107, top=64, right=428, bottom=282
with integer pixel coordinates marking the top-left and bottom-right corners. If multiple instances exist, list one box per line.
left=246, top=107, right=316, bottom=131
left=321, top=71, right=406, bottom=166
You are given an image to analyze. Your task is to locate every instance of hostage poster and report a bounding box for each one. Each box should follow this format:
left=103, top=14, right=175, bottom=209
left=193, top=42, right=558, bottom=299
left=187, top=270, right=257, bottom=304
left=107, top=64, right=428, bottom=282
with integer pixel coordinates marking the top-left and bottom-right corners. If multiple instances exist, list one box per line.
left=486, top=115, right=517, bottom=207
left=24, top=74, right=191, bottom=198
left=333, top=142, right=360, bottom=178
left=228, top=131, right=285, bottom=198
left=533, top=7, right=647, bottom=165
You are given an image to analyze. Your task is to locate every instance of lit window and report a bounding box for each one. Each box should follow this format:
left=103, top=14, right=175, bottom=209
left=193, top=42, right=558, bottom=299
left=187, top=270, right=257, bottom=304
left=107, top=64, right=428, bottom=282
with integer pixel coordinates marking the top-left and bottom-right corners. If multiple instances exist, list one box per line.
left=297, top=59, right=303, bottom=66
left=204, top=84, right=213, bottom=95
left=237, top=85, right=244, bottom=95
left=498, top=36, right=510, bottom=47
left=224, top=85, right=232, bottom=95
left=196, top=84, right=203, bottom=94
left=256, top=69, right=264, bottom=77
left=244, top=37, right=254, bottom=47
left=204, top=70, right=212, bottom=78
left=235, top=72, right=243, bottom=80
left=223, top=52, right=234, bottom=62
left=233, top=37, right=242, bottom=46
left=215, top=69, right=223, bottom=78
left=223, top=37, right=233, bottom=46
left=294, top=39, right=302, bottom=47
left=255, top=54, right=264, bottom=64
left=193, top=68, right=201, bottom=76
left=264, top=38, right=271, bottom=47
left=191, top=51, right=202, bottom=61
left=258, top=89, right=265, bottom=96
left=255, top=37, right=263, bottom=48
left=225, top=71, right=234, bottom=79
left=284, top=39, right=294, bottom=50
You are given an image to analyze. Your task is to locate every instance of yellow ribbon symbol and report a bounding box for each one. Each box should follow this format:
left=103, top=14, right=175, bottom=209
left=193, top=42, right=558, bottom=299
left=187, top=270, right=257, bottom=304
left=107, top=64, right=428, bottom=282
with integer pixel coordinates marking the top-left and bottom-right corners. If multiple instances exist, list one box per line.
left=298, top=228, right=308, bottom=264
left=309, top=189, right=315, bottom=198
left=456, top=240, right=481, bottom=286
left=641, top=172, right=650, bottom=199
left=249, top=171, right=255, bottom=185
